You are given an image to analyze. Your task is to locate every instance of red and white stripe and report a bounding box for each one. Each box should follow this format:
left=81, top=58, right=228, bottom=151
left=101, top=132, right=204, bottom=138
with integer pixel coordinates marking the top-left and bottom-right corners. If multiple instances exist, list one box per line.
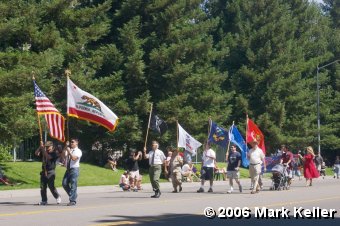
left=44, top=113, right=65, bottom=142
left=35, top=97, right=59, bottom=113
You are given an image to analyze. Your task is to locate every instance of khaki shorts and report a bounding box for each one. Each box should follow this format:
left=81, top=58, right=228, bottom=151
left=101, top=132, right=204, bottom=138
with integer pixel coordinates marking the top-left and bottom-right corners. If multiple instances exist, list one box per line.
left=227, top=171, right=240, bottom=179
left=130, top=170, right=140, bottom=180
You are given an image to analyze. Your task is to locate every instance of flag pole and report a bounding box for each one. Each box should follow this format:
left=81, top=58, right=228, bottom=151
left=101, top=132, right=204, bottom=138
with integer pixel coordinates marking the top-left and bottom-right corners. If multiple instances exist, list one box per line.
left=176, top=120, right=179, bottom=150
left=32, top=73, right=47, bottom=176
left=144, top=103, right=153, bottom=149
left=65, top=69, right=71, bottom=143
left=32, top=74, right=43, bottom=143
left=245, top=114, right=249, bottom=145
left=207, top=117, right=212, bottom=139
left=225, top=121, right=234, bottom=161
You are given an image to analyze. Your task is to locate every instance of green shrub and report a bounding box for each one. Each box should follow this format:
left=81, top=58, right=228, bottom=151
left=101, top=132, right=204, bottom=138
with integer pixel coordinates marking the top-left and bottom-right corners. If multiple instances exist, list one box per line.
left=0, top=145, right=12, bottom=162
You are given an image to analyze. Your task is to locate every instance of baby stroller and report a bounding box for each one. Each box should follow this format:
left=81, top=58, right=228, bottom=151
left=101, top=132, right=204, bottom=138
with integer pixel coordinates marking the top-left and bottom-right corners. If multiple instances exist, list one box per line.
left=270, top=164, right=288, bottom=190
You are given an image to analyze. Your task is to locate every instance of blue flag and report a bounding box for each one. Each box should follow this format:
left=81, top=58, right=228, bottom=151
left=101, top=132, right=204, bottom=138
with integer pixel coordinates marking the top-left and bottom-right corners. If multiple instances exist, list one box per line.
left=228, top=125, right=249, bottom=167
left=208, top=121, right=229, bottom=148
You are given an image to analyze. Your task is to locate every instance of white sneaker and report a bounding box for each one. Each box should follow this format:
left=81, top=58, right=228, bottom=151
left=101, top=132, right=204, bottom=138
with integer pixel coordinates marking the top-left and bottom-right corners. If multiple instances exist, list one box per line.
left=56, top=196, right=61, bottom=204
left=227, top=188, right=234, bottom=194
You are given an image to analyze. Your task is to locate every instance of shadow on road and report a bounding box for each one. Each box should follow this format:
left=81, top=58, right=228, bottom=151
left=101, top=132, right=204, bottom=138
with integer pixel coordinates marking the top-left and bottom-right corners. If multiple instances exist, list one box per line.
left=93, top=213, right=340, bottom=226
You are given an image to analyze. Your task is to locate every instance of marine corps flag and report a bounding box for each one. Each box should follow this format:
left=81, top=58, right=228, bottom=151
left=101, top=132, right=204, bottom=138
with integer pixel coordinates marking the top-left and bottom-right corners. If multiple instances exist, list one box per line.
left=150, top=111, right=167, bottom=136
left=67, top=77, right=119, bottom=132
left=246, top=118, right=266, bottom=154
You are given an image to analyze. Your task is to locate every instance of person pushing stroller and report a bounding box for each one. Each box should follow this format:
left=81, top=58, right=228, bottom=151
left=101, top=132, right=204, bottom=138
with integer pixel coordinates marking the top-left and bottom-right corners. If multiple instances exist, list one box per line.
left=279, top=145, right=294, bottom=189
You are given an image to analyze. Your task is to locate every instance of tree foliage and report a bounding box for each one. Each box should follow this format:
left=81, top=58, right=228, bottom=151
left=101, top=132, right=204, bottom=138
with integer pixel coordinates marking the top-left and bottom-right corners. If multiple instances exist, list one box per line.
left=0, top=0, right=338, bottom=163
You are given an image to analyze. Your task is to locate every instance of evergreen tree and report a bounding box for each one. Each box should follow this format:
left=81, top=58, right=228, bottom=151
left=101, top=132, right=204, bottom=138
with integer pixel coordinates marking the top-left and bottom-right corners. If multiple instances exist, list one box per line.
left=208, top=0, right=334, bottom=152
left=111, top=0, right=233, bottom=146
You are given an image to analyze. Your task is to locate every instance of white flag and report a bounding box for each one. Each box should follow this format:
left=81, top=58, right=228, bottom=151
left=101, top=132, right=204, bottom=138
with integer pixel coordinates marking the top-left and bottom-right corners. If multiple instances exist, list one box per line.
left=67, top=77, right=119, bottom=131
left=178, top=123, right=202, bottom=154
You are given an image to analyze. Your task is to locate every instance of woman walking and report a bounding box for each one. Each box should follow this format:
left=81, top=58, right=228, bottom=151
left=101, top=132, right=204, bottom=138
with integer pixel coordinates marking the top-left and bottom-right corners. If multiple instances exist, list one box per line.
left=298, top=146, right=319, bottom=186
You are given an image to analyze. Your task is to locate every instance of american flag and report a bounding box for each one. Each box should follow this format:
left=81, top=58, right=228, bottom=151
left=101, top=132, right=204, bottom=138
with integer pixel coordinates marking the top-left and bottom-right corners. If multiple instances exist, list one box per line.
left=34, top=80, right=65, bottom=142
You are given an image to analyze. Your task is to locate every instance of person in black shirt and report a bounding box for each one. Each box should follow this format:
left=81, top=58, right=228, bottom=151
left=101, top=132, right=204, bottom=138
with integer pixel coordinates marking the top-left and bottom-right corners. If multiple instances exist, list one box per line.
left=126, top=149, right=143, bottom=191
left=35, top=141, right=61, bottom=205
left=226, top=144, right=243, bottom=193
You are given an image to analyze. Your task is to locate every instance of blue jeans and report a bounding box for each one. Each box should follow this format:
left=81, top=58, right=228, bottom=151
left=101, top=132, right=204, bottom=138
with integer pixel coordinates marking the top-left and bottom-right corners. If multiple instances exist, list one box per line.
left=62, top=168, right=79, bottom=203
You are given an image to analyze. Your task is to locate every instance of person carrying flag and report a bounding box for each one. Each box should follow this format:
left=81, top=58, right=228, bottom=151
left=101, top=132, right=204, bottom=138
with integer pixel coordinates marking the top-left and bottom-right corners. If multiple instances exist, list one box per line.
left=35, top=141, right=61, bottom=205
left=62, top=138, right=82, bottom=206
left=143, top=141, right=166, bottom=198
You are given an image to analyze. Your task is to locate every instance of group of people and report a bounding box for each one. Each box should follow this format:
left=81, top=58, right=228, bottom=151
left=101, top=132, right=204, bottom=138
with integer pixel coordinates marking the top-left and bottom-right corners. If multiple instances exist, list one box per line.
left=118, top=149, right=143, bottom=191
left=34, top=138, right=82, bottom=206
left=139, top=139, right=339, bottom=198
left=26, top=137, right=340, bottom=205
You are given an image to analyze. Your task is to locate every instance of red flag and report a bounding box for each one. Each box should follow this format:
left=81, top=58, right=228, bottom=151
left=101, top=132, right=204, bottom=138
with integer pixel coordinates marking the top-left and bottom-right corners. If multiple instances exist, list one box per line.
left=246, top=118, right=266, bottom=154
left=34, top=80, right=65, bottom=142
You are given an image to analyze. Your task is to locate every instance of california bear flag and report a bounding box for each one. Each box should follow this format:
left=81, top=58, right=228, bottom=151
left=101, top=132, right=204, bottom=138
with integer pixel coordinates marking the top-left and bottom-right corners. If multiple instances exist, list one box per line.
left=67, top=77, right=119, bottom=131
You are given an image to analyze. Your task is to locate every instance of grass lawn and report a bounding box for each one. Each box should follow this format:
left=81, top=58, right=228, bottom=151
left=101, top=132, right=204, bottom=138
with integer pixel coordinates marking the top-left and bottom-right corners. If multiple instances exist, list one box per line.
left=0, top=161, right=140, bottom=190
left=1, top=161, right=335, bottom=190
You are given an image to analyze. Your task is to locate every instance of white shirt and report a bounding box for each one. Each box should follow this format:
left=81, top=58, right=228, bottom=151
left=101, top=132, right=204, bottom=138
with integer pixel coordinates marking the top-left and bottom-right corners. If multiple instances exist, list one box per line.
left=181, top=164, right=191, bottom=174
left=248, top=147, right=264, bottom=164
left=147, top=149, right=166, bottom=165
left=202, top=148, right=216, bottom=167
left=66, top=147, right=82, bottom=168
left=119, top=175, right=129, bottom=184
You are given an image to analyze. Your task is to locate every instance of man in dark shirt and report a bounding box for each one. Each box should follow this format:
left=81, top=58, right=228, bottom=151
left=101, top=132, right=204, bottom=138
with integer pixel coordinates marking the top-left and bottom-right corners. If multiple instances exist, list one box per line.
left=279, top=144, right=294, bottom=188
left=35, top=141, right=61, bottom=205
left=226, top=144, right=242, bottom=193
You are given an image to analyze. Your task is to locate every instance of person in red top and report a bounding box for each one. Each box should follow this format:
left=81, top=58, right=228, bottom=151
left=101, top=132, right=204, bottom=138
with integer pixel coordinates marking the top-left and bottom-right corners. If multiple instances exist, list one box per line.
left=279, top=145, right=294, bottom=188
left=298, top=146, right=319, bottom=186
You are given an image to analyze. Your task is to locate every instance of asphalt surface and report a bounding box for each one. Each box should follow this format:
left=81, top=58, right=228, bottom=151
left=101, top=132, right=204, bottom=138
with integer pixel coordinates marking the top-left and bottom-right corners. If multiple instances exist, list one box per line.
left=0, top=176, right=339, bottom=226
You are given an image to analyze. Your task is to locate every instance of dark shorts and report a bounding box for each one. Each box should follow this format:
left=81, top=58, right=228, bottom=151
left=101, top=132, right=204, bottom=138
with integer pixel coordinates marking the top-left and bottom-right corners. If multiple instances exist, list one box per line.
left=200, top=167, right=214, bottom=180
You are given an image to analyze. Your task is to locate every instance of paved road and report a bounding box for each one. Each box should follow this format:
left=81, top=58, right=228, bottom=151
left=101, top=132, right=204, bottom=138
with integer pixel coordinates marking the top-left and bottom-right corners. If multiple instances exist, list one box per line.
left=0, top=177, right=339, bottom=226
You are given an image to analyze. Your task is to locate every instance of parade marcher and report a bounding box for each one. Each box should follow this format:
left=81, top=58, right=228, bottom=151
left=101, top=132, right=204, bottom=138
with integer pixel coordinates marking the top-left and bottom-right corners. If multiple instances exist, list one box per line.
left=197, top=142, right=216, bottom=193
left=298, top=146, right=319, bottom=186
left=292, top=153, right=302, bottom=181
left=143, top=141, right=166, bottom=198
left=314, top=152, right=324, bottom=175
left=62, top=138, right=82, bottom=206
left=226, top=144, right=243, bottom=193
left=164, top=147, right=172, bottom=181
left=247, top=139, right=266, bottom=194
left=35, top=141, right=61, bottom=205
left=279, top=144, right=294, bottom=188
left=165, top=148, right=183, bottom=193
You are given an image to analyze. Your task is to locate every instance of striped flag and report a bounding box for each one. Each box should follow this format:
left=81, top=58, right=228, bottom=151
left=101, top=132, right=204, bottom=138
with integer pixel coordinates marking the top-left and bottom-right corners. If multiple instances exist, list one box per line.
left=34, top=80, right=65, bottom=142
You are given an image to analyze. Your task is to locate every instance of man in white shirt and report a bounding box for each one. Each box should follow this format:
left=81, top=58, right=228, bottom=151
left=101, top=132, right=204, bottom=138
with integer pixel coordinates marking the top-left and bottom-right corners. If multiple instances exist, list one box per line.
left=247, top=140, right=266, bottom=194
left=197, top=142, right=216, bottom=193
left=143, top=140, right=166, bottom=198
left=62, top=138, right=82, bottom=206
